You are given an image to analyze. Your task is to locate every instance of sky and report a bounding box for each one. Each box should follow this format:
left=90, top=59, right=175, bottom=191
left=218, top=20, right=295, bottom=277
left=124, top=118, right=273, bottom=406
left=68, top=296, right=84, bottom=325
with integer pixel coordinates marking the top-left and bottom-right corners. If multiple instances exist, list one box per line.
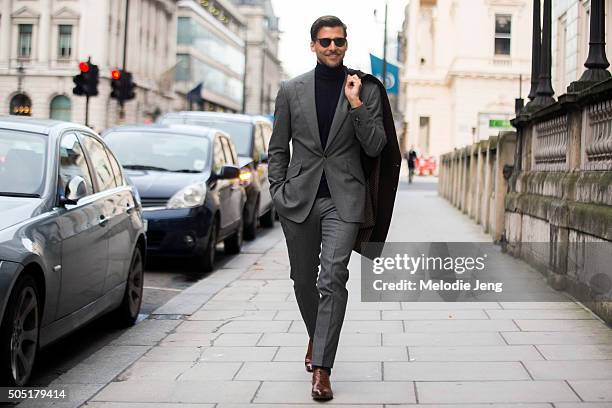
left=270, top=0, right=409, bottom=78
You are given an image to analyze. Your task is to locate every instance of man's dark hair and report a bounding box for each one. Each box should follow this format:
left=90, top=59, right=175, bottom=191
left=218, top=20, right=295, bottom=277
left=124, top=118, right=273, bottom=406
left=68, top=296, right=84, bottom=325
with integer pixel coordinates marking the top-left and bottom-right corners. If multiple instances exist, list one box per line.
left=310, top=15, right=347, bottom=41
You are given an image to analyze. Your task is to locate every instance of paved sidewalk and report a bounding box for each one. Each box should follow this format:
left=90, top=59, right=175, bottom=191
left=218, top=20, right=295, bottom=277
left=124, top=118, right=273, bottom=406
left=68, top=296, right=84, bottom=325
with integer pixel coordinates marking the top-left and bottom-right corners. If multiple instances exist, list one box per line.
left=23, top=179, right=612, bottom=407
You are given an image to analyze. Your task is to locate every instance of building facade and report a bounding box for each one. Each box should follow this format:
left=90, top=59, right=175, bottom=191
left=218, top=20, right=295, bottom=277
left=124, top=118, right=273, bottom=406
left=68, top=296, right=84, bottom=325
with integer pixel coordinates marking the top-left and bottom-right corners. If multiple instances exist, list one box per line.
left=230, top=0, right=282, bottom=116
left=552, top=0, right=612, bottom=93
left=399, top=0, right=532, bottom=159
left=0, top=0, right=178, bottom=131
left=175, top=0, right=246, bottom=113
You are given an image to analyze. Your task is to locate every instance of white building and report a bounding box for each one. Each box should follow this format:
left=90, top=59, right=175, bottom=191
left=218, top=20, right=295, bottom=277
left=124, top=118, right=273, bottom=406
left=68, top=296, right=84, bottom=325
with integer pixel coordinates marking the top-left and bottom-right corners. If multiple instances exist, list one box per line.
left=175, top=0, right=246, bottom=112
left=399, top=0, right=532, bottom=159
left=0, top=0, right=178, bottom=131
left=230, top=0, right=282, bottom=116
left=553, top=0, right=612, bottom=93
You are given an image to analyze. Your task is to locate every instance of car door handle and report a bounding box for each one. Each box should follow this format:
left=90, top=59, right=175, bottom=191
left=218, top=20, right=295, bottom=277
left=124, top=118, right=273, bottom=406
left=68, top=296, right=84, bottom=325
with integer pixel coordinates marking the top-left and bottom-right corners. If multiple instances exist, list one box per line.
left=99, top=215, right=109, bottom=227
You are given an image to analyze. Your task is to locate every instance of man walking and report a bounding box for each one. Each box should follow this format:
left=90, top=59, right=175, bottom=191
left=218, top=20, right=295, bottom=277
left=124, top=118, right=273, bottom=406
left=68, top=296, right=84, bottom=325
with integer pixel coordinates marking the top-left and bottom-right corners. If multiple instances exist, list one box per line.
left=268, top=16, right=387, bottom=401
left=405, top=145, right=418, bottom=183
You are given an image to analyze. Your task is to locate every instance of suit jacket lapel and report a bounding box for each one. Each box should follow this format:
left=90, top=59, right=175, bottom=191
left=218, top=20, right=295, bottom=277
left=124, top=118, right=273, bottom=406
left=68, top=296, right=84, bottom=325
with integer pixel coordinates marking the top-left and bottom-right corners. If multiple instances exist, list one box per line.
left=325, top=73, right=349, bottom=152
left=297, top=70, right=323, bottom=152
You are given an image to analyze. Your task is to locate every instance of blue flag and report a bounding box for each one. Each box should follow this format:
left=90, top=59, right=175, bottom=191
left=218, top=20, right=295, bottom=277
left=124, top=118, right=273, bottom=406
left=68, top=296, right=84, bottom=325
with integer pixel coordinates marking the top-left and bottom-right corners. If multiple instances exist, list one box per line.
left=370, top=54, right=399, bottom=95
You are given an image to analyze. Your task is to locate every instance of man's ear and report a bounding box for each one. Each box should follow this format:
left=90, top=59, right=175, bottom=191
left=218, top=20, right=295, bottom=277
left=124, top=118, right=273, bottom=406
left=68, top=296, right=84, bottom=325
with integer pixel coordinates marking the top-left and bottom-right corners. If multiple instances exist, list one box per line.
left=310, top=41, right=315, bottom=52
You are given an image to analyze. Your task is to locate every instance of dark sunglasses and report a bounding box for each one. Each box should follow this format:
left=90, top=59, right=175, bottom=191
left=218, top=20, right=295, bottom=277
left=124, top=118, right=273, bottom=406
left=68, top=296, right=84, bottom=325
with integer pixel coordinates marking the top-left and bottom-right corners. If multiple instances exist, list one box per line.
left=316, top=37, right=347, bottom=48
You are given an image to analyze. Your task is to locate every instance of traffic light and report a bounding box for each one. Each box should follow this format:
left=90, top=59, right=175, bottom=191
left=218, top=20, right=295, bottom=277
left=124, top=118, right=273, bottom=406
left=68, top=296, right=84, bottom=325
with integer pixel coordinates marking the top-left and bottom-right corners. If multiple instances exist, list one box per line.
left=110, top=69, right=136, bottom=104
left=73, top=61, right=99, bottom=97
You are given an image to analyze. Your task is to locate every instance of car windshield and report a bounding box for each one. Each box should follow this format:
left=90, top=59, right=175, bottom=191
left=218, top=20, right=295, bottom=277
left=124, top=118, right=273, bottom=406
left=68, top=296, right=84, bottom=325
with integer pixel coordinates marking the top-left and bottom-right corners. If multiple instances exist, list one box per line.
left=164, top=117, right=253, bottom=156
left=0, top=129, right=47, bottom=197
left=104, top=131, right=210, bottom=173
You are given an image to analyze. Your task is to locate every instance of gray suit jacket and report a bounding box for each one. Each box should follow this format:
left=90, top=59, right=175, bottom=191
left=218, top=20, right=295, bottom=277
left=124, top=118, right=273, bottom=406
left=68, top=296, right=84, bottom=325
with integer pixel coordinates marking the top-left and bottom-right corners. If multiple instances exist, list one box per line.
left=268, top=68, right=386, bottom=224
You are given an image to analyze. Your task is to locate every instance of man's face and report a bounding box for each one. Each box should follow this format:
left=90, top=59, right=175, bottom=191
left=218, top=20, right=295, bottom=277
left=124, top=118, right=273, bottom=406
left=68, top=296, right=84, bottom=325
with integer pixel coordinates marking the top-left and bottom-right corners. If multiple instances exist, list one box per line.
left=310, top=26, right=347, bottom=68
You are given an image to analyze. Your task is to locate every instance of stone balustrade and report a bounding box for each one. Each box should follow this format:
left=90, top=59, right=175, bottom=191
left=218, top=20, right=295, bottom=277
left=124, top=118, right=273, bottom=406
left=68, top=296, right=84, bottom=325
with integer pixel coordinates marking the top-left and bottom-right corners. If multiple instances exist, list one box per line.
left=438, top=78, right=612, bottom=323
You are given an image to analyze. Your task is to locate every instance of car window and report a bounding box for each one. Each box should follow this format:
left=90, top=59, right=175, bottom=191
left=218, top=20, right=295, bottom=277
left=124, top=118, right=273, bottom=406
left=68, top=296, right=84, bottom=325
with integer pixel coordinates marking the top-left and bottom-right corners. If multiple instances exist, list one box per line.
left=80, top=133, right=116, bottom=191
left=175, top=118, right=253, bottom=157
left=106, top=148, right=124, bottom=186
left=104, top=131, right=209, bottom=173
left=220, top=137, right=236, bottom=166
left=213, top=137, right=225, bottom=173
left=0, top=129, right=47, bottom=196
left=58, top=133, right=94, bottom=197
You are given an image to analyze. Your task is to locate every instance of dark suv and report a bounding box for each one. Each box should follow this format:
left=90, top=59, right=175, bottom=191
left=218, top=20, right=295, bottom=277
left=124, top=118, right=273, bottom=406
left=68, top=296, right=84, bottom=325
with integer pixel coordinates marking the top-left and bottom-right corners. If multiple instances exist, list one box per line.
left=159, top=112, right=274, bottom=240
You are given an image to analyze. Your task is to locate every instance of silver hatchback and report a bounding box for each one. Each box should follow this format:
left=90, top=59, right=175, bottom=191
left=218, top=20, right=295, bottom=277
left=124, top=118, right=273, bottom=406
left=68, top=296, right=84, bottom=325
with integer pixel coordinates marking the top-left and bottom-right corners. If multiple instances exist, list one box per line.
left=0, top=116, right=146, bottom=385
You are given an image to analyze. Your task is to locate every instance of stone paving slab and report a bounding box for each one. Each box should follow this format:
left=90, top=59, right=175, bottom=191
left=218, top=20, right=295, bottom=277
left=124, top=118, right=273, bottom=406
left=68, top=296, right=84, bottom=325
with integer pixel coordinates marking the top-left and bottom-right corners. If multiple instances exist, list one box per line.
left=523, top=360, right=612, bottom=380
left=402, top=319, right=519, bottom=332
left=381, top=310, right=489, bottom=320
left=274, top=346, right=408, bottom=362
left=514, top=319, right=611, bottom=331
left=568, top=380, right=612, bottom=401
left=383, top=361, right=530, bottom=381
left=535, top=344, right=612, bottom=360
left=407, top=345, right=544, bottom=361
left=91, top=380, right=261, bottom=403
left=253, top=381, right=417, bottom=404
left=84, top=404, right=215, bottom=408
left=235, top=361, right=382, bottom=381
left=383, top=331, right=506, bottom=346
left=502, top=331, right=612, bottom=345
left=258, top=332, right=381, bottom=346
left=486, top=309, right=596, bottom=320
left=415, top=381, right=580, bottom=403
left=200, top=346, right=278, bottom=361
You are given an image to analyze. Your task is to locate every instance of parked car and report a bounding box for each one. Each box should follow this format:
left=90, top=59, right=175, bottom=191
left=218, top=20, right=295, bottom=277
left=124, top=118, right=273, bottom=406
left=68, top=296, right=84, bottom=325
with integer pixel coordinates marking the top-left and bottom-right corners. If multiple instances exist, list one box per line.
left=102, top=124, right=246, bottom=271
left=159, top=112, right=275, bottom=240
left=0, top=116, right=146, bottom=386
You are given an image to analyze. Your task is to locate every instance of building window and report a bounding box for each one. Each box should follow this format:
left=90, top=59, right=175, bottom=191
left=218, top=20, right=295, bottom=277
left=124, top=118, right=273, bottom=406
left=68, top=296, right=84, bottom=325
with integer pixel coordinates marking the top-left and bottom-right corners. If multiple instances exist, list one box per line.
left=10, top=94, right=32, bottom=116
left=50, top=95, right=72, bottom=121
left=58, top=25, right=72, bottom=59
left=494, top=14, right=511, bottom=56
left=18, top=24, right=33, bottom=58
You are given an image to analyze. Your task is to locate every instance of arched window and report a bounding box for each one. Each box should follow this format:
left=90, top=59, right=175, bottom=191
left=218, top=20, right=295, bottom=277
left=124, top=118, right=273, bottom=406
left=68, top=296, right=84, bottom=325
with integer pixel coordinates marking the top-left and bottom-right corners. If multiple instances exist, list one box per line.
left=50, top=95, right=71, bottom=121
left=9, top=93, right=32, bottom=116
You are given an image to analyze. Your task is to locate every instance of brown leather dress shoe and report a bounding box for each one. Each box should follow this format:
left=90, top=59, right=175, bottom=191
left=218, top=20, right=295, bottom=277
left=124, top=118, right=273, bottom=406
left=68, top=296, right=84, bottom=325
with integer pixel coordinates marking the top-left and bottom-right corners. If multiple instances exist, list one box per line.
left=311, top=367, right=333, bottom=401
left=305, top=339, right=313, bottom=372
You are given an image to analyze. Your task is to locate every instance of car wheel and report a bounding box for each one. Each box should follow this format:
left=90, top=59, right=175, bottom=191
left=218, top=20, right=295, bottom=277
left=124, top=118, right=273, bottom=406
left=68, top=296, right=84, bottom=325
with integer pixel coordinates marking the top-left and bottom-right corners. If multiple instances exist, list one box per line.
left=114, top=249, right=144, bottom=327
left=260, top=204, right=276, bottom=228
left=243, top=198, right=258, bottom=241
left=0, top=274, right=40, bottom=386
left=198, top=220, right=217, bottom=273
left=224, top=216, right=243, bottom=255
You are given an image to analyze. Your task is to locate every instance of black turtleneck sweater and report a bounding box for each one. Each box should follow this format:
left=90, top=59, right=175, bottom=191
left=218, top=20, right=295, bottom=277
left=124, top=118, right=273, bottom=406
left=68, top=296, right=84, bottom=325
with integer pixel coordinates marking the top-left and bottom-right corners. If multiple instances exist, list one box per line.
left=315, top=62, right=345, bottom=198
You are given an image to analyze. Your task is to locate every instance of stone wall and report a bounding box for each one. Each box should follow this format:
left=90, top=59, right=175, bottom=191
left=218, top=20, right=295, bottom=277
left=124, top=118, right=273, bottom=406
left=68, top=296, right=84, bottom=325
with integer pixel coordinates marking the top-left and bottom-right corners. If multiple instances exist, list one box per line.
left=439, top=79, right=612, bottom=323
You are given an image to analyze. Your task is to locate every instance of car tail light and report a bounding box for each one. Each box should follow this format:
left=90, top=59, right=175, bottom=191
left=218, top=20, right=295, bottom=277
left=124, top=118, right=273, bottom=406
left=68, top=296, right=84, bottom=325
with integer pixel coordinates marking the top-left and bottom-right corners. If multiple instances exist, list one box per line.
left=239, top=169, right=253, bottom=185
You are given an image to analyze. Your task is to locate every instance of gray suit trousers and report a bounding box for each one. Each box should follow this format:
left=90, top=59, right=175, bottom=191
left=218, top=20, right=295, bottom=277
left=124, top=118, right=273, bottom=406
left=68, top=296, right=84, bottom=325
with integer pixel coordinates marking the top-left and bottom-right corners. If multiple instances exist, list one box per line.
left=279, top=197, right=360, bottom=368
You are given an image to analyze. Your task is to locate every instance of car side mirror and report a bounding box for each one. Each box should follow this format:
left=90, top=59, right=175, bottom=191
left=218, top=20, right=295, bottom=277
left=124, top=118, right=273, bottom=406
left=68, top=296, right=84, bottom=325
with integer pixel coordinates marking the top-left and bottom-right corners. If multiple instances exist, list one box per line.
left=260, top=152, right=269, bottom=163
left=219, top=165, right=240, bottom=180
left=60, top=176, right=87, bottom=206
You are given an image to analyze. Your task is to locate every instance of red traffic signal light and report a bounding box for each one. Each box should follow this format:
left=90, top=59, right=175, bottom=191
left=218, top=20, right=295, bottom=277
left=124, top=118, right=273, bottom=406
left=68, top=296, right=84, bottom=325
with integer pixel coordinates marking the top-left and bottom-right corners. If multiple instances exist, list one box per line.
left=79, top=62, right=90, bottom=73
left=111, top=69, right=121, bottom=80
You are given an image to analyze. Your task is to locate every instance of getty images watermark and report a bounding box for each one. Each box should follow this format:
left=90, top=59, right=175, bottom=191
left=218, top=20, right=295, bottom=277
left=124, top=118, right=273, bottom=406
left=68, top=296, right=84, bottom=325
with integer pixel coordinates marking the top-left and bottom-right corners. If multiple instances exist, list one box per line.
left=360, top=242, right=612, bottom=302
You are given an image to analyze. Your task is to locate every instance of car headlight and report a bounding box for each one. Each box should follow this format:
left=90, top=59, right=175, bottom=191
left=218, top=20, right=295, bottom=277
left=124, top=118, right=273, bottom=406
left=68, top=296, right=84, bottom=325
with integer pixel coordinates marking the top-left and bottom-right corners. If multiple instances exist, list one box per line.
left=167, top=182, right=206, bottom=209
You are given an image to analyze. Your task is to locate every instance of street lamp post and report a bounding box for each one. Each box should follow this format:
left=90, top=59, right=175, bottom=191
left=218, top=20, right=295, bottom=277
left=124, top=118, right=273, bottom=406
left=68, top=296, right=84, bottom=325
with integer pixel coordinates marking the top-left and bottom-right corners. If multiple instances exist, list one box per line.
left=532, top=0, right=555, bottom=107
left=382, top=1, right=388, bottom=89
left=567, top=0, right=611, bottom=92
